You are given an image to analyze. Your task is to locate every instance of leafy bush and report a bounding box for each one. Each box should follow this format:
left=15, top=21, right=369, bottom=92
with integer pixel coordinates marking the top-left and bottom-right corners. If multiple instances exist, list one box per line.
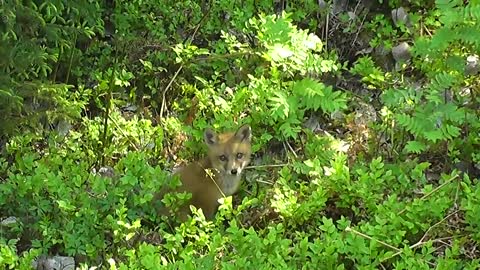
left=1, top=0, right=480, bottom=269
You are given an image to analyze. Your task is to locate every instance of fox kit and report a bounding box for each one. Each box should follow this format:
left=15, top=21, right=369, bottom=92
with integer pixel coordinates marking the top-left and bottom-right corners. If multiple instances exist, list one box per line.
left=159, top=124, right=252, bottom=220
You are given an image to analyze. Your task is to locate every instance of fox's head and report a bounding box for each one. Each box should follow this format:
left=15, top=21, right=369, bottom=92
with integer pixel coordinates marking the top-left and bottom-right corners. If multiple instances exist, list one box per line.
left=204, top=124, right=252, bottom=177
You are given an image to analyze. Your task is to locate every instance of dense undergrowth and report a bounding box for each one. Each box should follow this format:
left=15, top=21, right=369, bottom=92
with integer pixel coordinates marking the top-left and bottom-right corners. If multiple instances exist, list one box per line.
left=1, top=0, right=480, bottom=269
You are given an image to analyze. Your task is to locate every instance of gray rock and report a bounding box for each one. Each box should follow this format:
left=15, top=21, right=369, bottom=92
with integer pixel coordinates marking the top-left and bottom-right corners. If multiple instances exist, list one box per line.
left=372, top=45, right=394, bottom=71
left=318, top=0, right=327, bottom=11
left=98, top=166, right=115, bottom=178
left=465, top=55, right=479, bottom=75
left=32, top=255, right=75, bottom=270
left=0, top=216, right=17, bottom=226
left=303, top=115, right=322, bottom=133
left=56, top=120, right=72, bottom=137
left=392, top=42, right=411, bottom=63
left=391, top=7, right=411, bottom=27
left=332, top=0, right=348, bottom=14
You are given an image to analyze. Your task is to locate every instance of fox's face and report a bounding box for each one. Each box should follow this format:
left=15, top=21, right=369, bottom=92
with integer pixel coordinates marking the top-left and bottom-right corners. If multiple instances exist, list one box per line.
left=204, top=124, right=252, bottom=177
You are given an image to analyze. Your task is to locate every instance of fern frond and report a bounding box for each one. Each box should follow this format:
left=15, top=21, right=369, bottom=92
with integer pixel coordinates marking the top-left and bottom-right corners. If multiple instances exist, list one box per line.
left=424, top=129, right=444, bottom=143
left=458, top=26, right=480, bottom=47
left=292, top=78, right=347, bottom=114
left=405, top=140, right=427, bottom=154
left=441, top=124, right=461, bottom=140
left=397, top=113, right=428, bottom=135
left=464, top=4, right=480, bottom=21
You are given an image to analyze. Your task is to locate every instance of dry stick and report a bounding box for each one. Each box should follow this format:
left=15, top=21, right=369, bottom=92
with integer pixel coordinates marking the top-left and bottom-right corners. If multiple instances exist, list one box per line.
left=283, top=140, right=299, bottom=159
left=345, top=227, right=401, bottom=252
left=245, top=163, right=290, bottom=169
left=453, top=179, right=461, bottom=209
left=379, top=210, right=460, bottom=263
left=350, top=12, right=367, bottom=48
left=101, top=60, right=117, bottom=167
left=346, top=227, right=435, bottom=267
left=349, top=1, right=365, bottom=48
left=347, top=175, right=460, bottom=266
left=412, top=210, right=459, bottom=248
left=197, top=161, right=226, bottom=198
left=108, top=115, right=139, bottom=151
left=159, top=65, right=183, bottom=119
left=52, top=48, right=62, bottom=82
left=193, top=51, right=252, bottom=62
left=159, top=0, right=213, bottom=120
left=255, top=179, right=274, bottom=185
left=397, top=174, right=459, bottom=216
left=423, top=24, right=433, bottom=37
left=324, top=13, right=329, bottom=51
left=65, top=32, right=77, bottom=84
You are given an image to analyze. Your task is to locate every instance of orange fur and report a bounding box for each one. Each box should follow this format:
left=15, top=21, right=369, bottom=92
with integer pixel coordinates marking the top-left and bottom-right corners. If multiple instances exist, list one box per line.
left=157, top=124, right=252, bottom=220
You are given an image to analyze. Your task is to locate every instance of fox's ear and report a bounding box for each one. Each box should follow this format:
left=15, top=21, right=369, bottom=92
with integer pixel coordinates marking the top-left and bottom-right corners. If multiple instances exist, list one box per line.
left=204, top=128, right=218, bottom=146
left=235, top=124, right=251, bottom=142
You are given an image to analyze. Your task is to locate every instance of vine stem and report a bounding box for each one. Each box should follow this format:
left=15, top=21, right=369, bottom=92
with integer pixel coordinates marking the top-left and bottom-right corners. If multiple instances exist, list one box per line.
left=101, top=56, right=117, bottom=166
left=65, top=31, right=77, bottom=84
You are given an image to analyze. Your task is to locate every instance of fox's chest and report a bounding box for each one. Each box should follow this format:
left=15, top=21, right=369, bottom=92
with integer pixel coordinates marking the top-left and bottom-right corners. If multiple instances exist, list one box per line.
left=218, top=174, right=242, bottom=196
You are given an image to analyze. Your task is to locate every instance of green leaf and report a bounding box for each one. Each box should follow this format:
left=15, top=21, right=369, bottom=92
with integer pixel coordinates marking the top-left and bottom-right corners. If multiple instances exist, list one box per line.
left=424, top=129, right=444, bottom=142
left=405, top=140, right=427, bottom=154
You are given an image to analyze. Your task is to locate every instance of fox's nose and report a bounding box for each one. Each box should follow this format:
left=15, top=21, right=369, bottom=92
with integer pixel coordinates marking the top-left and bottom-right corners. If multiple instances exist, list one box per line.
left=230, top=169, right=237, bottom=175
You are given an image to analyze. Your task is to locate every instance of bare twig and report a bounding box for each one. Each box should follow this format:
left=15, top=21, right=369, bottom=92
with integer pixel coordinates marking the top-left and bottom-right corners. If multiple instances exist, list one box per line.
left=193, top=51, right=252, bottom=62
left=423, top=24, right=433, bottom=37
left=159, top=65, right=183, bottom=119
left=159, top=0, right=213, bottom=120
left=345, top=227, right=401, bottom=252
left=108, top=115, right=139, bottom=151
left=379, top=210, right=459, bottom=263
left=325, top=13, right=329, bottom=50
left=283, top=140, right=299, bottom=159
left=453, top=179, right=461, bottom=209
left=398, top=174, right=458, bottom=215
left=245, top=163, right=290, bottom=169
left=414, top=210, right=459, bottom=247
left=255, top=179, right=274, bottom=185
left=350, top=1, right=366, bottom=48
left=65, top=32, right=77, bottom=84
left=101, top=60, right=117, bottom=166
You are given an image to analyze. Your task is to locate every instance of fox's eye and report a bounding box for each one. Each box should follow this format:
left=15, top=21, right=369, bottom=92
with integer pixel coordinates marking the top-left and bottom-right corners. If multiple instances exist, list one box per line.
left=236, top=153, right=243, bottom=159
left=219, top=155, right=227, bottom=161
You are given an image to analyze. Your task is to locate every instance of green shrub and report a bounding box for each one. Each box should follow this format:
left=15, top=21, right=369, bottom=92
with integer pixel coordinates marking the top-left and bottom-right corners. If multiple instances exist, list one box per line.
left=1, top=0, right=479, bottom=269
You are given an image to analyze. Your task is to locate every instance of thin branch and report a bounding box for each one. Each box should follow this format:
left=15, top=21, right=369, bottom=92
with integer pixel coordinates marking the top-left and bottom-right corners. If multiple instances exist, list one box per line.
left=324, top=13, right=329, bottom=51
left=245, top=163, right=290, bottom=169
left=398, top=174, right=458, bottom=215
left=345, top=227, right=401, bottom=252
left=101, top=62, right=117, bottom=166
left=159, top=65, right=183, bottom=119
left=379, top=210, right=459, bottom=264
left=193, top=51, right=253, bottom=62
left=108, top=115, right=139, bottom=151
left=283, top=140, right=299, bottom=159
left=453, top=179, right=461, bottom=209
left=159, top=0, right=213, bottom=120
left=65, top=32, right=77, bottom=84
left=347, top=226, right=438, bottom=267
left=255, top=179, right=274, bottom=185
left=422, top=24, right=433, bottom=37
left=414, top=210, right=459, bottom=249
